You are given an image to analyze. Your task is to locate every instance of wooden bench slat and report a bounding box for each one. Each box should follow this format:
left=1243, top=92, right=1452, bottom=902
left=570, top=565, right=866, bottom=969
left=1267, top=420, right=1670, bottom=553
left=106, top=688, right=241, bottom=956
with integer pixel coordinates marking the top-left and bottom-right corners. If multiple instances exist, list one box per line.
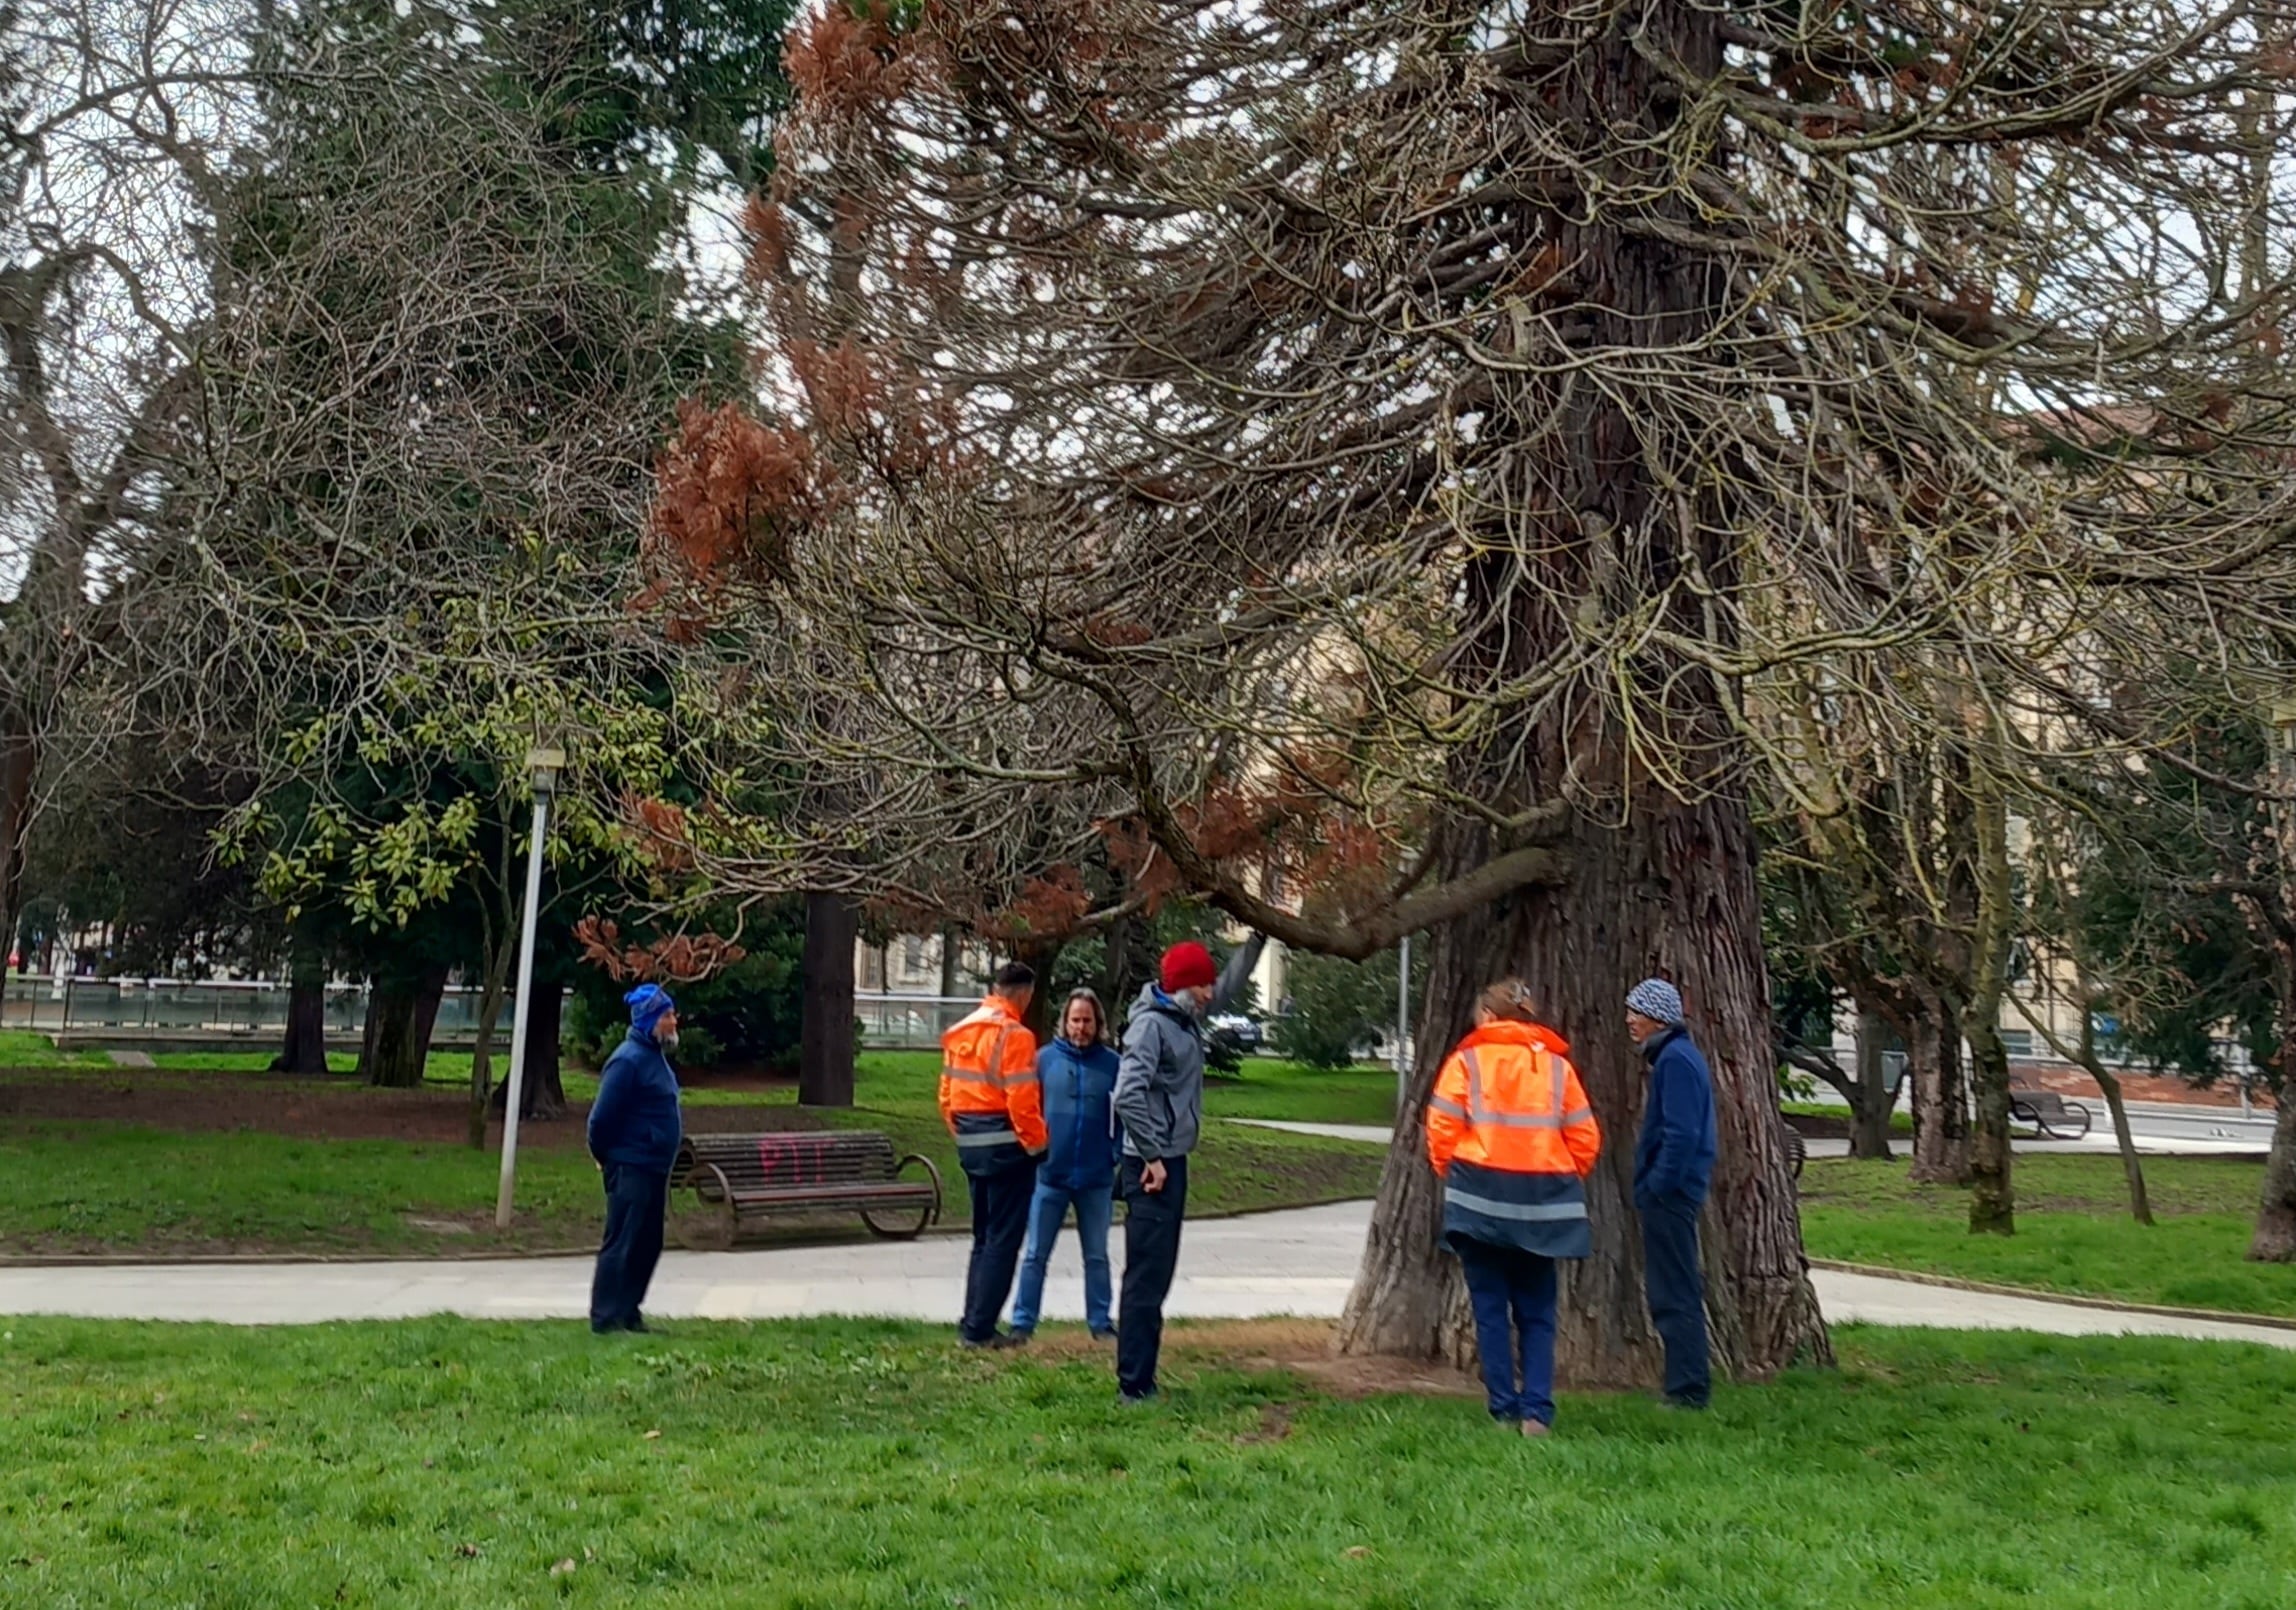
left=672, top=1130, right=943, bottom=1245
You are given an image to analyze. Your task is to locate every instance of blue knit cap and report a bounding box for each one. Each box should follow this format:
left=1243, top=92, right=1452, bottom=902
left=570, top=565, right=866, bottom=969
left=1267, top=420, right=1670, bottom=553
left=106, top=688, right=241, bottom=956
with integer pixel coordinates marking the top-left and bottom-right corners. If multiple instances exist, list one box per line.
left=625, top=983, right=676, bottom=1036
left=1626, top=978, right=1684, bottom=1027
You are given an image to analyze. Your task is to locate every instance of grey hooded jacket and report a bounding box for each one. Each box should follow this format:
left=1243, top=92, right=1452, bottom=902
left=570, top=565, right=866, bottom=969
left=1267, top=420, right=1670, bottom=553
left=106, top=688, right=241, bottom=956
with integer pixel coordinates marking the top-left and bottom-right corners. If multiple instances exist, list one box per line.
left=1113, top=936, right=1264, bottom=1163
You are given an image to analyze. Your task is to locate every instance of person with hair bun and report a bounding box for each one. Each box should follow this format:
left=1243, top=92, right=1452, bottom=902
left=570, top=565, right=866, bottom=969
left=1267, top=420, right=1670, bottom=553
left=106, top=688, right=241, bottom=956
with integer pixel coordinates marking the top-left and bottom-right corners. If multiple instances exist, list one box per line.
left=1424, top=978, right=1603, bottom=1435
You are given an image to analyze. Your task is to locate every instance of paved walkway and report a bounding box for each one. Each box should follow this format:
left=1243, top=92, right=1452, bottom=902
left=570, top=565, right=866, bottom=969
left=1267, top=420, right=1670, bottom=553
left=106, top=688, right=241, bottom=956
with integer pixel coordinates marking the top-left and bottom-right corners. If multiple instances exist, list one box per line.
left=1228, top=1118, right=2270, bottom=1157
left=2, top=1202, right=2290, bottom=1350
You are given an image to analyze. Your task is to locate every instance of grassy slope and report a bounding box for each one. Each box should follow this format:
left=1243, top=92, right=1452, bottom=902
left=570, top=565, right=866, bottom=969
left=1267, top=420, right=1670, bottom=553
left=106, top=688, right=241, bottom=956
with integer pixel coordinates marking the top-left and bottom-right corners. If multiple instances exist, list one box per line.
left=1, top=1318, right=2291, bottom=1608
left=1798, top=1154, right=2296, bottom=1318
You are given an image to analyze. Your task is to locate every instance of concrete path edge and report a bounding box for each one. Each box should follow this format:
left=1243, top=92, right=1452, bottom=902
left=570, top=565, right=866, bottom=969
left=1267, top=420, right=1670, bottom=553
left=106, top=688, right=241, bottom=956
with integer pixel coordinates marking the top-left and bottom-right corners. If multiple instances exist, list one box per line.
left=1808, top=1257, right=2296, bottom=1334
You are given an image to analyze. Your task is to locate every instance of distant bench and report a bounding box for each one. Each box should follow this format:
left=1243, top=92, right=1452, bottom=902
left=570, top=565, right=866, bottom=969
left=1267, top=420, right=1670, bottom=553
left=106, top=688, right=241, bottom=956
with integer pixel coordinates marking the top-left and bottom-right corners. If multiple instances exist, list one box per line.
left=670, top=1131, right=944, bottom=1247
left=2009, top=1089, right=2093, bottom=1141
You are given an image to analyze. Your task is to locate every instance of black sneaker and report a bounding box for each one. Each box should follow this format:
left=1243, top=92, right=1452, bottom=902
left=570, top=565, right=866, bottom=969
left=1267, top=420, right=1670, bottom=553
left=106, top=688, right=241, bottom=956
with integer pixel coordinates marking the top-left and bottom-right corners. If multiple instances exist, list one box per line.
left=1089, top=1327, right=1119, bottom=1343
left=1117, top=1388, right=1159, bottom=1407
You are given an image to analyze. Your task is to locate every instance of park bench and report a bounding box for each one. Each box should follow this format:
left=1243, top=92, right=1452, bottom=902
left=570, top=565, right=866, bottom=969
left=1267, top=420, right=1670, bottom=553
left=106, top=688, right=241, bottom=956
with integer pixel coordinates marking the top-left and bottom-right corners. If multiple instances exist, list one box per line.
left=670, top=1131, right=943, bottom=1246
left=2008, top=1088, right=2094, bottom=1141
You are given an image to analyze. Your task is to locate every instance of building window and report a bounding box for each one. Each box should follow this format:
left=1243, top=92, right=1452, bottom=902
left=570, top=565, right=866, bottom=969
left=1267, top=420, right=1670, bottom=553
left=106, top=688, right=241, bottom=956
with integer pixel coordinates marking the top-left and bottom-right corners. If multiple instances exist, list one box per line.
left=903, top=935, right=925, bottom=977
left=1998, top=1029, right=2034, bottom=1058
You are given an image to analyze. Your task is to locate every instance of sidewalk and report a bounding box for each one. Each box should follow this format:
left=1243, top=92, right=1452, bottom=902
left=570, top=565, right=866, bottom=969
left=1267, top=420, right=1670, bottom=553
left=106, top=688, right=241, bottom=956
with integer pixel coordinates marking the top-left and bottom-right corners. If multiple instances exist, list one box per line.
left=2, top=1202, right=2290, bottom=1350
left=1229, top=1118, right=2272, bottom=1158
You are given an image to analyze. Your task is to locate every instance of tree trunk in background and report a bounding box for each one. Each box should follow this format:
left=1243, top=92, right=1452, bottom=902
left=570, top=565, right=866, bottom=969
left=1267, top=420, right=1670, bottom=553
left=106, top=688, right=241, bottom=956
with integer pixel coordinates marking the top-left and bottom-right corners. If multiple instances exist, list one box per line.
left=468, top=932, right=513, bottom=1148
left=273, top=939, right=331, bottom=1075
left=410, top=965, right=448, bottom=1072
left=2252, top=945, right=2296, bottom=1260
left=361, top=962, right=447, bottom=1089
left=1851, top=1011, right=1894, bottom=1160
left=1963, top=784, right=2016, bottom=1235
left=2091, top=1061, right=2154, bottom=1227
left=2252, top=1077, right=2296, bottom=1261
left=1015, top=936, right=1065, bottom=1041
left=1906, top=990, right=1971, bottom=1184
left=1337, top=808, right=1829, bottom=1386
left=361, top=974, right=423, bottom=1087
left=0, top=713, right=37, bottom=985
left=938, top=923, right=961, bottom=998
left=799, top=891, right=858, bottom=1107
left=516, top=983, right=567, bottom=1120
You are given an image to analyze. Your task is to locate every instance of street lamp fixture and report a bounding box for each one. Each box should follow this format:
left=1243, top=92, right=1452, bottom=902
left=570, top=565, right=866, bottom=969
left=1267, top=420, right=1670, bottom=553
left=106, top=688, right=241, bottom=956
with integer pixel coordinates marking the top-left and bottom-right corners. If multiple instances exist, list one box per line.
left=495, top=744, right=566, bottom=1229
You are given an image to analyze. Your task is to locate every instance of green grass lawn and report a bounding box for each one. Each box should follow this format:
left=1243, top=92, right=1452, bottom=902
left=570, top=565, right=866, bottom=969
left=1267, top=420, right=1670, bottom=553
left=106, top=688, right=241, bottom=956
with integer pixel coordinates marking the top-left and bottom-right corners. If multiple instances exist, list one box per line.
left=0, top=1029, right=107, bottom=1067
left=1, top=1318, right=2290, bottom=1608
left=0, top=1122, right=607, bottom=1255
left=1783, top=1100, right=1916, bottom=1135
left=0, top=1048, right=1385, bottom=1257
left=1799, top=1154, right=2296, bottom=1318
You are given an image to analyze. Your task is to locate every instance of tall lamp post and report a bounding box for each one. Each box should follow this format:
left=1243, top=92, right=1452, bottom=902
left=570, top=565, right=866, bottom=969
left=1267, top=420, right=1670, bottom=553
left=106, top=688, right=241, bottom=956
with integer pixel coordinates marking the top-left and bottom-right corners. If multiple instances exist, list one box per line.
left=494, top=744, right=564, bottom=1230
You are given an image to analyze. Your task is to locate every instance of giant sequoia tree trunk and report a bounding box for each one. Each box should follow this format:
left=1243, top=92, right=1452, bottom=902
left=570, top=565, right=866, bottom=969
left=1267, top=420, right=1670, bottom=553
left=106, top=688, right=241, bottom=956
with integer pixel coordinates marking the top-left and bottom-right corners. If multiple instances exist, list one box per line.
left=799, top=891, right=858, bottom=1107
left=1334, top=4, right=1824, bottom=1382
left=1338, top=808, right=1828, bottom=1384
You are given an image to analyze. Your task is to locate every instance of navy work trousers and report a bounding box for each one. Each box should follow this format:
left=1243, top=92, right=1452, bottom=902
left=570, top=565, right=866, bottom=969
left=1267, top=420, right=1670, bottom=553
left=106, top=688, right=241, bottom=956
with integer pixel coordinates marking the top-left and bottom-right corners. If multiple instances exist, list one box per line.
left=1116, top=1154, right=1189, bottom=1398
left=591, top=1164, right=668, bottom=1334
left=960, top=1153, right=1040, bottom=1343
left=1455, top=1238, right=1560, bottom=1426
left=1640, top=1195, right=1712, bottom=1407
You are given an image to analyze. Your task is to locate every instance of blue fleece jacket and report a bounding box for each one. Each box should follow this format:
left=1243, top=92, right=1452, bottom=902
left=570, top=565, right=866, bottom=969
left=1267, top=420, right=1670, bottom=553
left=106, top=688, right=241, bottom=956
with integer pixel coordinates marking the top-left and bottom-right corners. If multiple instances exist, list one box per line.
left=1634, top=1026, right=1717, bottom=1209
left=586, top=1027, right=684, bottom=1174
left=1037, top=1036, right=1121, bottom=1191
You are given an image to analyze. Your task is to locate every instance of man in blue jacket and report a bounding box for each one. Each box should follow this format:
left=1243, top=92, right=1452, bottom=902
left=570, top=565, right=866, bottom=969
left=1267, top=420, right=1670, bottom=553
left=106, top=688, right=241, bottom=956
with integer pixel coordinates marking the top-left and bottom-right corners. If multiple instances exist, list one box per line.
left=586, top=983, right=685, bottom=1335
left=1626, top=977, right=1718, bottom=1409
left=1008, top=987, right=1121, bottom=1342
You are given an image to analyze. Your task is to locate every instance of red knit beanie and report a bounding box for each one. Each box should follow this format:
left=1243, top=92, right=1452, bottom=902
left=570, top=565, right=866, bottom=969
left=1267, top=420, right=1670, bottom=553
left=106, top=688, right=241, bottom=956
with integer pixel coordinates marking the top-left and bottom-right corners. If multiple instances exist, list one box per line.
left=1160, top=941, right=1219, bottom=993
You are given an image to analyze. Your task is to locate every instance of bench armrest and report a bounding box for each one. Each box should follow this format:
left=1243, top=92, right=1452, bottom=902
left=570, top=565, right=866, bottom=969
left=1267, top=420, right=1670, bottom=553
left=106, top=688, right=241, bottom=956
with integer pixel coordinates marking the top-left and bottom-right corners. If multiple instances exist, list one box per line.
left=893, top=1152, right=945, bottom=1226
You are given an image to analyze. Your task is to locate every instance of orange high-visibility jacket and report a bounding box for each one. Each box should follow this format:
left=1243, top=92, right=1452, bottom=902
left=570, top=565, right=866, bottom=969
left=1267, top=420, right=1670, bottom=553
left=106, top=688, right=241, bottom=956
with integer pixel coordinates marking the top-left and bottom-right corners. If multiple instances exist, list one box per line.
left=939, top=995, right=1047, bottom=1160
left=1425, top=1018, right=1602, bottom=1259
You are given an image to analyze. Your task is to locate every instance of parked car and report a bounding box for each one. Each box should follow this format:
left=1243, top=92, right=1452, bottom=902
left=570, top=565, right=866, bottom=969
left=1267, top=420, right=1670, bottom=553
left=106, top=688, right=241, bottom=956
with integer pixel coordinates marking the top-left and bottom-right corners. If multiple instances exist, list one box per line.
left=1207, top=1012, right=1263, bottom=1056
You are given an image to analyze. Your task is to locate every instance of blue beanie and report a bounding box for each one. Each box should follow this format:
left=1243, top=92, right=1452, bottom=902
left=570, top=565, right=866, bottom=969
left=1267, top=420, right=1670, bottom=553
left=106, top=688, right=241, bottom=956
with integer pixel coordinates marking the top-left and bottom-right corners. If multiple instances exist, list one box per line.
left=625, top=983, right=676, bottom=1036
left=1626, top=978, right=1684, bottom=1027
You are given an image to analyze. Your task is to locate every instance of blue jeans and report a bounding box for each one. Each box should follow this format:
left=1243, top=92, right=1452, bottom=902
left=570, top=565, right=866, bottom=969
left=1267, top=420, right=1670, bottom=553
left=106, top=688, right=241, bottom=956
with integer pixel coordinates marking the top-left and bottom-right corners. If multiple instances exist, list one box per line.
left=1009, top=1177, right=1114, bottom=1334
left=1455, top=1239, right=1559, bottom=1425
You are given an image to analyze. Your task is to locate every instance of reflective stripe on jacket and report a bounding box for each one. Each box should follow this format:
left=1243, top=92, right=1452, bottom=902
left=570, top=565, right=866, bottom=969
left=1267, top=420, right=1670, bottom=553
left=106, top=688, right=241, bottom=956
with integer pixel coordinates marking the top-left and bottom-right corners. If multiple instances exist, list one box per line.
left=939, top=996, right=1046, bottom=1175
left=1425, top=1019, right=1603, bottom=1260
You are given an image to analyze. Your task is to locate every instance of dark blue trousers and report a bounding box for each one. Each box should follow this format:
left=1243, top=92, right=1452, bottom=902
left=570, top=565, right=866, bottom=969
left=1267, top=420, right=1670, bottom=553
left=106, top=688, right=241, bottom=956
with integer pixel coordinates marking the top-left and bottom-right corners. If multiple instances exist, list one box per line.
left=1641, top=1195, right=1712, bottom=1406
left=960, top=1154, right=1040, bottom=1343
left=591, top=1164, right=668, bottom=1333
left=1455, top=1239, right=1559, bottom=1425
left=1117, top=1154, right=1189, bottom=1399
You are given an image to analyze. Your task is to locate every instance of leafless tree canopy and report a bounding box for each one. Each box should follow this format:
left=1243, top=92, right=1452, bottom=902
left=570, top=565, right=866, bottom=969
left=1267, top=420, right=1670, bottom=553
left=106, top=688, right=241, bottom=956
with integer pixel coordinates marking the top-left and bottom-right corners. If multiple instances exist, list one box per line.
left=654, top=1, right=2296, bottom=947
